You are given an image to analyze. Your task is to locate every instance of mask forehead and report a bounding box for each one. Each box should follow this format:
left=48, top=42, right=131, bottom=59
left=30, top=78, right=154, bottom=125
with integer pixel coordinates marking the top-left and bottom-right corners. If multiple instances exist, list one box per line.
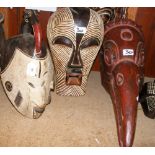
left=81, top=9, right=103, bottom=44
left=70, top=7, right=90, bottom=46
left=48, top=8, right=76, bottom=45
left=47, top=8, right=104, bottom=96
left=48, top=8, right=103, bottom=47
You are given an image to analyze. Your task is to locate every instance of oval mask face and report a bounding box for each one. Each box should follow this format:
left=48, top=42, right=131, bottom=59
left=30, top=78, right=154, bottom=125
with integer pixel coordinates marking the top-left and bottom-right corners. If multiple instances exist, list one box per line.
left=1, top=48, right=54, bottom=119
left=100, top=19, right=145, bottom=93
left=47, top=7, right=104, bottom=96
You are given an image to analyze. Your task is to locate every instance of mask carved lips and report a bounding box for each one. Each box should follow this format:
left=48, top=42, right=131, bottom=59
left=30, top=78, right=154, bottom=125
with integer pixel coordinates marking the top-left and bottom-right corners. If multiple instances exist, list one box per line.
left=33, top=106, right=45, bottom=119
left=66, top=68, right=83, bottom=86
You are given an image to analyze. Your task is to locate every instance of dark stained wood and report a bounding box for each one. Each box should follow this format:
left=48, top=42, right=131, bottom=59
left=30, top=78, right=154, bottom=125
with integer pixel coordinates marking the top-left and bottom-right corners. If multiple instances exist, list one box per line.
left=99, top=19, right=145, bottom=146
left=92, top=55, right=100, bottom=71
left=38, top=11, right=52, bottom=43
left=0, top=7, right=25, bottom=38
left=6, top=8, right=18, bottom=37
left=92, top=7, right=138, bottom=71
left=17, top=7, right=25, bottom=33
left=0, top=8, right=18, bottom=38
left=136, top=8, right=155, bottom=78
left=15, top=8, right=53, bottom=43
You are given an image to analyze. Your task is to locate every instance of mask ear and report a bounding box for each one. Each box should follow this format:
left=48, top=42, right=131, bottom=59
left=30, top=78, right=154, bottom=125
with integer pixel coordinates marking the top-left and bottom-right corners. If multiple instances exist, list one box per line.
left=136, top=42, right=145, bottom=67
left=103, top=41, right=118, bottom=66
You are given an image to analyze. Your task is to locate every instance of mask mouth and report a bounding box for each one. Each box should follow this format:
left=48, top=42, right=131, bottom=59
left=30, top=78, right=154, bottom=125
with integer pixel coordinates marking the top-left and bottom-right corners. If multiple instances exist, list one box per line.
left=33, top=106, right=45, bottom=119
left=66, top=68, right=83, bottom=86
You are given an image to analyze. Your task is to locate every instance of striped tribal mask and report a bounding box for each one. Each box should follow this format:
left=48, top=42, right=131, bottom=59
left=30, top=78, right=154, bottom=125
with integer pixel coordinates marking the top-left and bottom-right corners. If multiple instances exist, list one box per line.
left=47, top=7, right=104, bottom=96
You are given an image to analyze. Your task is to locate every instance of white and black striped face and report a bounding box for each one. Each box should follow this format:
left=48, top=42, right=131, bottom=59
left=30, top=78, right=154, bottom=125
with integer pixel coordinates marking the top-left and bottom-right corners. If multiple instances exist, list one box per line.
left=47, top=7, right=104, bottom=96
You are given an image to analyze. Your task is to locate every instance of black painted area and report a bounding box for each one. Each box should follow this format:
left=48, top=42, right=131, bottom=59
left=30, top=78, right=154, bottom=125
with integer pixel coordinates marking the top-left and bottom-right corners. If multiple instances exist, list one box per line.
left=139, top=81, right=155, bottom=119
left=0, top=9, right=46, bottom=73
left=20, top=22, right=33, bottom=34
left=14, top=91, right=23, bottom=107
left=67, top=8, right=90, bottom=69
left=5, top=81, right=13, bottom=92
left=53, top=36, right=73, bottom=48
left=70, top=7, right=90, bottom=46
left=0, top=32, right=47, bottom=72
left=65, top=8, right=91, bottom=85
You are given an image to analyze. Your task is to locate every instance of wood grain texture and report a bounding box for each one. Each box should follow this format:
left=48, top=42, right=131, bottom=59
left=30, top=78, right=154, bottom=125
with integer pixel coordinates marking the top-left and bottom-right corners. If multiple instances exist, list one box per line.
left=128, top=7, right=138, bottom=20
left=38, top=11, right=52, bottom=43
left=0, top=8, right=22, bottom=38
left=93, top=7, right=138, bottom=71
left=99, top=19, right=145, bottom=146
left=135, top=8, right=155, bottom=77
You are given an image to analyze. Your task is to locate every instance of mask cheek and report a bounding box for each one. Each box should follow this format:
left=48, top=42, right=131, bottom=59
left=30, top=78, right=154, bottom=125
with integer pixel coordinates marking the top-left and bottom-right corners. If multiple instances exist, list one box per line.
left=81, top=46, right=100, bottom=74
left=28, top=84, right=46, bottom=108
left=51, top=45, right=72, bottom=69
left=13, top=87, right=31, bottom=117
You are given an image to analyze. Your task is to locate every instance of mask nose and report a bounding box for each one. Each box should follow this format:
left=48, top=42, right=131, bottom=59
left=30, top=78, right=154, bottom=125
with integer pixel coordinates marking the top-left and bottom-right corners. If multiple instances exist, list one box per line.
left=32, top=87, right=46, bottom=119
left=66, top=48, right=83, bottom=86
left=68, top=48, right=83, bottom=68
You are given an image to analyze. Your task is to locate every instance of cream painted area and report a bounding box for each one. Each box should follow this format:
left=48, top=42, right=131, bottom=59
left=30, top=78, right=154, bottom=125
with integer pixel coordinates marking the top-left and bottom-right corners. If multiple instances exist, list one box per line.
left=1, top=48, right=54, bottom=118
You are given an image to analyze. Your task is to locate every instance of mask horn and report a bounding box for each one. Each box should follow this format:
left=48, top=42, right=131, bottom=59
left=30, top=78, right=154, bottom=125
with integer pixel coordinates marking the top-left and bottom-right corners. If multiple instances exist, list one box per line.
left=23, top=10, right=42, bottom=56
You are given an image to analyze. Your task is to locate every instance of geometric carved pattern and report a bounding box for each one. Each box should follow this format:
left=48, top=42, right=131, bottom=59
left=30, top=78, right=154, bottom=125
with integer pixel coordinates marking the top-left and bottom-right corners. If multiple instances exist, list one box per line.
left=47, top=8, right=103, bottom=96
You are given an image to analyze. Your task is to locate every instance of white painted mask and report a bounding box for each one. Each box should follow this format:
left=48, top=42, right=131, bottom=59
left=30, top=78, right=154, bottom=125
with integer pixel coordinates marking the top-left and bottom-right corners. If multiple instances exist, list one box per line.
left=0, top=11, right=54, bottom=118
left=1, top=47, right=54, bottom=118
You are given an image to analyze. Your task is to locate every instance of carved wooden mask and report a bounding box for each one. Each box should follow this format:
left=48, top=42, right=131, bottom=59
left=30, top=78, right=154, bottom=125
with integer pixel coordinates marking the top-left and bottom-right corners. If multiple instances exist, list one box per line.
left=99, top=19, right=145, bottom=146
left=47, top=7, right=104, bottom=96
left=0, top=11, right=54, bottom=119
left=1, top=49, right=53, bottom=119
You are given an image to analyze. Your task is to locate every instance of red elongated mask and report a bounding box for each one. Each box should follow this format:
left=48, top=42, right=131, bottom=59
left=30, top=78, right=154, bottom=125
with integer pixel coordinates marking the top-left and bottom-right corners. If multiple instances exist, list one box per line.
left=99, top=14, right=145, bottom=146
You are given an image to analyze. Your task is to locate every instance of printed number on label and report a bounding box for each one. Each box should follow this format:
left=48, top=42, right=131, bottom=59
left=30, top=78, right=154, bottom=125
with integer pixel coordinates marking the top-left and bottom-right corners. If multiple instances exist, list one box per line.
left=74, top=26, right=86, bottom=34
left=123, top=49, right=134, bottom=56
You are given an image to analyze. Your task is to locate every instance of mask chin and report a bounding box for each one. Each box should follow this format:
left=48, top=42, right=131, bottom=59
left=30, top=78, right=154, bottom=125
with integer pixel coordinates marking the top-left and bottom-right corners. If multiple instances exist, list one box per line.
left=66, top=67, right=82, bottom=86
left=33, top=106, right=45, bottom=119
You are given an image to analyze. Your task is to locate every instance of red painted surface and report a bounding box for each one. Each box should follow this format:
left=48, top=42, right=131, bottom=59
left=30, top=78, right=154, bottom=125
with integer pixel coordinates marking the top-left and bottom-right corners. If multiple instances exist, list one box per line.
left=99, top=19, right=145, bottom=146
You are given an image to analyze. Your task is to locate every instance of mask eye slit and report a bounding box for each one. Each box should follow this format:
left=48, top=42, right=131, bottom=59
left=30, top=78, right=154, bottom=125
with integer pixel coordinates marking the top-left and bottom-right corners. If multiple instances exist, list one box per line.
left=43, top=71, right=48, bottom=76
left=80, top=38, right=100, bottom=49
left=41, top=81, right=45, bottom=87
left=52, top=36, right=73, bottom=48
left=28, top=82, right=35, bottom=88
